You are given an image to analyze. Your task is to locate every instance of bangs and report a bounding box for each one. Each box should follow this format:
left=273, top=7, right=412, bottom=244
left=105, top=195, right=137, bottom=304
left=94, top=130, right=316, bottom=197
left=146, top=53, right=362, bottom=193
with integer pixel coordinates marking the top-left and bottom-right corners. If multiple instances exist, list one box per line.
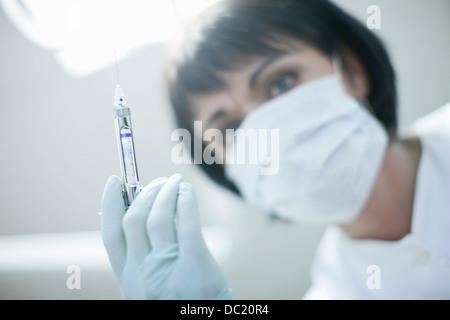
left=168, top=4, right=291, bottom=96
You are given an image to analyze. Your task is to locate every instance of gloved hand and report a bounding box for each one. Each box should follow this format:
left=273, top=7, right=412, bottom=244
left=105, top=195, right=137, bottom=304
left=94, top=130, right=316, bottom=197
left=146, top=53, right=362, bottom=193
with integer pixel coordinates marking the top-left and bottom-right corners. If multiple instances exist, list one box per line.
left=101, top=173, right=232, bottom=300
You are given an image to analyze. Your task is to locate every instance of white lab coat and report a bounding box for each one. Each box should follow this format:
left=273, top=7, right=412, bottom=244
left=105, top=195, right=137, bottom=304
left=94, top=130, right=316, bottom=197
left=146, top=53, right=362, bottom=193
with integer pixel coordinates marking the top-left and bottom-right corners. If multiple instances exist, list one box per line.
left=304, top=103, right=450, bottom=299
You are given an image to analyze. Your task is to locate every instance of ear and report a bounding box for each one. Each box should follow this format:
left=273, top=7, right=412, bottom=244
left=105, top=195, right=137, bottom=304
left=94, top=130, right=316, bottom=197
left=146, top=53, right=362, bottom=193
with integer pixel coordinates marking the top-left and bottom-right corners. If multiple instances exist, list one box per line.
left=339, top=45, right=371, bottom=101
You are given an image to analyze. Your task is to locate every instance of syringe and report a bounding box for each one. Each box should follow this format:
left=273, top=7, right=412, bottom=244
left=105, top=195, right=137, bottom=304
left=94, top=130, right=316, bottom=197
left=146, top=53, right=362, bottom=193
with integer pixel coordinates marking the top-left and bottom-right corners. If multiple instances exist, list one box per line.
left=113, top=84, right=141, bottom=208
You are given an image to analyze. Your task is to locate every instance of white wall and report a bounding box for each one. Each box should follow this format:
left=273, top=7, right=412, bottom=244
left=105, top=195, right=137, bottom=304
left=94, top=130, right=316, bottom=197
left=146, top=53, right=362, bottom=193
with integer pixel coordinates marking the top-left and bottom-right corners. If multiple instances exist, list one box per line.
left=0, top=0, right=449, bottom=299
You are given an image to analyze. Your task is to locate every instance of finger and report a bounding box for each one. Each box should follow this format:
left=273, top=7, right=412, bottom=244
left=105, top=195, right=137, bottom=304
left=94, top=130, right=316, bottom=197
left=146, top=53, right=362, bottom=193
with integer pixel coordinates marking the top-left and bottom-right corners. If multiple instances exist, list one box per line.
left=122, top=177, right=168, bottom=263
left=146, top=173, right=183, bottom=251
left=176, top=181, right=204, bottom=249
left=101, top=175, right=127, bottom=277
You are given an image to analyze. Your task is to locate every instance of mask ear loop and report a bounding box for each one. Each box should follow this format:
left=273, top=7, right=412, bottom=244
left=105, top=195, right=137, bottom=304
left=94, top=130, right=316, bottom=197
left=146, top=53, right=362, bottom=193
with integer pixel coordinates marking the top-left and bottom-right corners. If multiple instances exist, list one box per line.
left=361, top=97, right=376, bottom=116
left=331, top=54, right=346, bottom=93
left=331, top=53, right=376, bottom=116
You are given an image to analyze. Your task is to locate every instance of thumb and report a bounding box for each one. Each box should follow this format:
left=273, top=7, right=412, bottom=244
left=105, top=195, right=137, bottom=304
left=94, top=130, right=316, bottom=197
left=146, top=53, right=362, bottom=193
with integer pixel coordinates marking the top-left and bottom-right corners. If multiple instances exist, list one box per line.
left=101, top=175, right=127, bottom=278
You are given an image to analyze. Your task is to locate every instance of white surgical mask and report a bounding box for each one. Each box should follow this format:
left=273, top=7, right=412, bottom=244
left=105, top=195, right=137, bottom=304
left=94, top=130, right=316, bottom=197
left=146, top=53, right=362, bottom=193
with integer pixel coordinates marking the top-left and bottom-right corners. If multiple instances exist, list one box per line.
left=224, top=74, right=388, bottom=223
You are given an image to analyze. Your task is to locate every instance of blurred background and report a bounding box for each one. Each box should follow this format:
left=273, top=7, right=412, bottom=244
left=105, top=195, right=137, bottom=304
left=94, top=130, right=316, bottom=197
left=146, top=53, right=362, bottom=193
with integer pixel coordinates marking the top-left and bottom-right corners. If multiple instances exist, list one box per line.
left=0, top=0, right=449, bottom=299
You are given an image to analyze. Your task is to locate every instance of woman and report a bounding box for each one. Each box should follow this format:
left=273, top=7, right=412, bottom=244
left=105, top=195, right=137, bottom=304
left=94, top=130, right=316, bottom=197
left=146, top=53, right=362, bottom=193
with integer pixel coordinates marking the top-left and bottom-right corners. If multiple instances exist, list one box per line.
left=101, top=0, right=450, bottom=299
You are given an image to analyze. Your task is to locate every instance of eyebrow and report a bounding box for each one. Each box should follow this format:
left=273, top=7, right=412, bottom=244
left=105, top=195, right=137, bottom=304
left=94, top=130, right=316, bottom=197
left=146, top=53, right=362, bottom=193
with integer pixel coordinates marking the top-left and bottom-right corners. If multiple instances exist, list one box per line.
left=249, top=55, right=284, bottom=88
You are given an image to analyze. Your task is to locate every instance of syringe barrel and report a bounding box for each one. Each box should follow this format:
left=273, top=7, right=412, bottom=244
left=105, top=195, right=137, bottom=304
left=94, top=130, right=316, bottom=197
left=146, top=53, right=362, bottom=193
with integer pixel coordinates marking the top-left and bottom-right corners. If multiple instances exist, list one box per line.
left=113, top=106, right=140, bottom=207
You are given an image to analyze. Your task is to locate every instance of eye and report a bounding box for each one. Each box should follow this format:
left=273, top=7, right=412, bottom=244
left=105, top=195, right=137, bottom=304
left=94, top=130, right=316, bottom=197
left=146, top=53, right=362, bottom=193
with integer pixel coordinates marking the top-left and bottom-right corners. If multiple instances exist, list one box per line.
left=269, top=72, right=297, bottom=99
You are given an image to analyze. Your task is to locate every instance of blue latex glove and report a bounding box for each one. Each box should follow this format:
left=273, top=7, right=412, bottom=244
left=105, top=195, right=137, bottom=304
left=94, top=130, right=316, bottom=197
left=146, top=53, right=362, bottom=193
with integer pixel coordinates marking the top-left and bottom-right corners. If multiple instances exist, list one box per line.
left=101, top=173, right=232, bottom=300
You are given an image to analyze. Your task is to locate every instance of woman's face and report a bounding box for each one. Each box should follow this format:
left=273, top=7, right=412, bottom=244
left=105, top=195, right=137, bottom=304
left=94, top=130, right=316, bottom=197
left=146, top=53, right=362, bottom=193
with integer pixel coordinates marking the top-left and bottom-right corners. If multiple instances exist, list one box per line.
left=188, top=39, right=368, bottom=160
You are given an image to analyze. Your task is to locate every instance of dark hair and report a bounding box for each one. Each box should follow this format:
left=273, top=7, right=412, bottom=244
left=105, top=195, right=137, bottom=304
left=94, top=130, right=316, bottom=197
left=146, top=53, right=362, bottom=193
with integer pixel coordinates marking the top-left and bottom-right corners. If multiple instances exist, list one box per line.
left=165, top=0, right=397, bottom=194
